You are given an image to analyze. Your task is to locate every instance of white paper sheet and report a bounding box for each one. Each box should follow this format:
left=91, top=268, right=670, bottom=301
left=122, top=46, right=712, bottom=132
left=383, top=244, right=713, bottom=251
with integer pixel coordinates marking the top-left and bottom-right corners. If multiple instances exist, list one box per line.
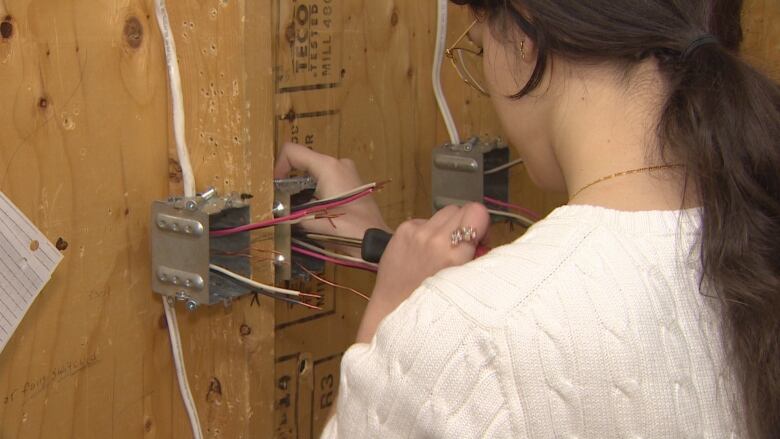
left=0, top=191, right=63, bottom=354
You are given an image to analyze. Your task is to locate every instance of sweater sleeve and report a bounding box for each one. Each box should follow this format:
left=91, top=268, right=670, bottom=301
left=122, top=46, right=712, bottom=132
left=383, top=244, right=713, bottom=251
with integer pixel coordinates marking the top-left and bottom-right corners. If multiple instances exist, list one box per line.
left=321, top=280, right=513, bottom=439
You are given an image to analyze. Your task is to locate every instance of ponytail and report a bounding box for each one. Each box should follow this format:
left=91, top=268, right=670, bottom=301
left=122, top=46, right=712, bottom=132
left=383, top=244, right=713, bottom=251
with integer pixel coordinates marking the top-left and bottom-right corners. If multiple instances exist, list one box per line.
left=660, top=39, right=780, bottom=438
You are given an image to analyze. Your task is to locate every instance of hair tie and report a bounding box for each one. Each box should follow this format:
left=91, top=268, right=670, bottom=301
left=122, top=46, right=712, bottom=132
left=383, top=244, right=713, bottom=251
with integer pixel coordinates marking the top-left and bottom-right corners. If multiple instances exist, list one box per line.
left=681, top=34, right=719, bottom=60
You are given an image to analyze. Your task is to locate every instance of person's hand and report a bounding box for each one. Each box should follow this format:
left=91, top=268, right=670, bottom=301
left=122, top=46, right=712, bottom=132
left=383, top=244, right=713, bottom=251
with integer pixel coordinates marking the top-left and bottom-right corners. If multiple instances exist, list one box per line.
left=274, top=143, right=391, bottom=249
left=356, top=203, right=490, bottom=343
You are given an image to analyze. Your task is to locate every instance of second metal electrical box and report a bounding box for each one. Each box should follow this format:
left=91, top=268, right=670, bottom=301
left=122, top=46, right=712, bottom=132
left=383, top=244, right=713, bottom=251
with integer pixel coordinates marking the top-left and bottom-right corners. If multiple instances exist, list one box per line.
left=432, top=137, right=510, bottom=212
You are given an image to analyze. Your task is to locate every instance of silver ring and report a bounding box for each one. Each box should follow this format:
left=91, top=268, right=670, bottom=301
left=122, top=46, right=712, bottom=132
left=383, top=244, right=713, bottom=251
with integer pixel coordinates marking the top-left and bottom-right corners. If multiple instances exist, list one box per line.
left=451, top=226, right=477, bottom=246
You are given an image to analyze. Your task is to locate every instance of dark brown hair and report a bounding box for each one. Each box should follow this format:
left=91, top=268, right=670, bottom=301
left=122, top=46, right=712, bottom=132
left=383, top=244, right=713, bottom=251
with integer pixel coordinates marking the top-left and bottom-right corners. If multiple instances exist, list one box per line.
left=452, top=0, right=780, bottom=436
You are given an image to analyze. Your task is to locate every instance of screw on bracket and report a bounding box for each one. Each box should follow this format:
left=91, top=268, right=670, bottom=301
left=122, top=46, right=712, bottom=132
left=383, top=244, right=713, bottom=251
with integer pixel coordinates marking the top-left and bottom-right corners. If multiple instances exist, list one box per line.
left=200, top=187, right=217, bottom=201
left=272, top=200, right=286, bottom=216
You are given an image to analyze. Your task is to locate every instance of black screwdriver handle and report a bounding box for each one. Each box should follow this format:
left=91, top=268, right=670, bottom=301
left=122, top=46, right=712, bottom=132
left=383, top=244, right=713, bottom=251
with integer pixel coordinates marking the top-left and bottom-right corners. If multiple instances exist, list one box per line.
left=361, top=228, right=393, bottom=263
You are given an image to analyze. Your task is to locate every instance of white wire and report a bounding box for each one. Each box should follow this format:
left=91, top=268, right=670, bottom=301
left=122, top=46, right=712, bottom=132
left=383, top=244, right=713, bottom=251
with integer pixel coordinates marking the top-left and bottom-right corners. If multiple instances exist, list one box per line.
left=291, top=239, right=380, bottom=269
left=162, top=299, right=203, bottom=439
left=156, top=0, right=196, bottom=199
left=319, top=182, right=376, bottom=202
left=209, top=264, right=305, bottom=297
left=155, top=1, right=202, bottom=438
left=484, top=158, right=525, bottom=175
left=433, top=0, right=460, bottom=145
left=292, top=182, right=377, bottom=210
left=487, top=209, right=535, bottom=228
left=281, top=214, right=318, bottom=225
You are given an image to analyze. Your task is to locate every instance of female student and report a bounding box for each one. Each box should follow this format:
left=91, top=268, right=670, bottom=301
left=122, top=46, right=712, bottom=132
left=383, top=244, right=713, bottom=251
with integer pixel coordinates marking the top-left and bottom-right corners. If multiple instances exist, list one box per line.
left=275, top=0, right=779, bottom=437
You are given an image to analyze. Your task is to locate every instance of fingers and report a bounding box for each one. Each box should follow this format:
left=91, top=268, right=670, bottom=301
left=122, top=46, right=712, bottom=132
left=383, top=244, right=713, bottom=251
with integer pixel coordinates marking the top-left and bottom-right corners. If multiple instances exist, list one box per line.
left=440, top=203, right=489, bottom=255
left=405, top=203, right=490, bottom=258
left=427, top=203, right=490, bottom=245
left=394, top=218, right=426, bottom=237
left=274, top=144, right=364, bottom=195
left=457, top=203, right=490, bottom=244
left=274, top=142, right=336, bottom=179
left=426, top=205, right=461, bottom=230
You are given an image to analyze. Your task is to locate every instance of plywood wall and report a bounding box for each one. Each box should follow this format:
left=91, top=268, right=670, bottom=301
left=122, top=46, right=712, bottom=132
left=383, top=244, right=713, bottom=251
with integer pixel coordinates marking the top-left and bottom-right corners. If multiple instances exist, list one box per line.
left=744, top=0, right=780, bottom=80
left=0, top=1, right=778, bottom=438
left=0, top=0, right=276, bottom=438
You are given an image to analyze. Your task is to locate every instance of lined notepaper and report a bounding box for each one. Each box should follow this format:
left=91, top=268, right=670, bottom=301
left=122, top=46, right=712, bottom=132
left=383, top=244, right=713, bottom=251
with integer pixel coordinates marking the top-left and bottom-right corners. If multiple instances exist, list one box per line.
left=0, top=191, right=63, bottom=354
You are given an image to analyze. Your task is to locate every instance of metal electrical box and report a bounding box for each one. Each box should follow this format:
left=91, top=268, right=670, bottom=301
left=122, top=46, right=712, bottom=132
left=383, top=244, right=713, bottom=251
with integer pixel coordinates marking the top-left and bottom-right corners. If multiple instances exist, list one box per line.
left=432, top=137, right=510, bottom=212
left=150, top=189, right=252, bottom=310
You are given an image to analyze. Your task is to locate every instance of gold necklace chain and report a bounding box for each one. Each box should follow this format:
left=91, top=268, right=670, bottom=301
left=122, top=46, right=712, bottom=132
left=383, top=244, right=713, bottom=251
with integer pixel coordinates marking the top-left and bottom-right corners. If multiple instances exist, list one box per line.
left=570, top=164, right=685, bottom=200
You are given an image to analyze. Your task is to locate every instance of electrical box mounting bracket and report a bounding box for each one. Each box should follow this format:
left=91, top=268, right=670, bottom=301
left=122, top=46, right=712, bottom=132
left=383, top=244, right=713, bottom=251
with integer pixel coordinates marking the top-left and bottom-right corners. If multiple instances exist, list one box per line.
left=273, top=176, right=318, bottom=284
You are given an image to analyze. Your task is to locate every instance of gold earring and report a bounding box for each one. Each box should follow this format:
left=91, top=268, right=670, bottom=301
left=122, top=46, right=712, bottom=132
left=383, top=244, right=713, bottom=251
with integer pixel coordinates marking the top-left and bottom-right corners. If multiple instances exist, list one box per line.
left=520, top=40, right=527, bottom=61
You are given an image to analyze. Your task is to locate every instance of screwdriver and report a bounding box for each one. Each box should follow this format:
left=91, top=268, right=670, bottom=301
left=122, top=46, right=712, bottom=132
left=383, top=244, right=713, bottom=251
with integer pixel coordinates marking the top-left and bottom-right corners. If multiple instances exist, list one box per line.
left=303, top=230, right=490, bottom=264
left=360, top=228, right=490, bottom=263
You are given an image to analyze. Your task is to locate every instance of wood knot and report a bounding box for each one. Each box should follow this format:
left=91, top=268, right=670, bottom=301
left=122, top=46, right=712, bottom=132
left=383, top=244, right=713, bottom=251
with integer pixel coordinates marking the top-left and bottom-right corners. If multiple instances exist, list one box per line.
left=206, top=377, right=223, bottom=403
left=168, top=158, right=183, bottom=183
left=124, top=17, right=143, bottom=48
left=144, top=418, right=153, bottom=433
left=239, top=324, right=252, bottom=336
left=390, top=10, right=399, bottom=27
left=38, top=97, right=48, bottom=109
left=55, top=237, right=69, bottom=251
left=1, top=16, right=13, bottom=39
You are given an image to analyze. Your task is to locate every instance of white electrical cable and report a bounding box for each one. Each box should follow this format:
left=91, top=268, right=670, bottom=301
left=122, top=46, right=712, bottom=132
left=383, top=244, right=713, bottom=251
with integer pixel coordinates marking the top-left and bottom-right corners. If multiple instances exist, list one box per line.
left=291, top=239, right=380, bottom=269
left=487, top=209, right=536, bottom=228
left=484, top=158, right=525, bottom=175
left=292, top=182, right=378, bottom=211
left=433, top=0, right=461, bottom=145
left=162, top=299, right=203, bottom=439
left=317, top=182, right=377, bottom=202
left=155, top=1, right=203, bottom=438
left=209, top=264, right=306, bottom=297
left=284, top=215, right=321, bottom=225
left=156, top=0, right=196, bottom=199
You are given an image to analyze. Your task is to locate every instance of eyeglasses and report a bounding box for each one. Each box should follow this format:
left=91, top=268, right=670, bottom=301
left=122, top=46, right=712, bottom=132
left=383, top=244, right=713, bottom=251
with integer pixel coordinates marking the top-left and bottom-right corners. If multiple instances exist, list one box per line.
left=446, top=20, right=489, bottom=96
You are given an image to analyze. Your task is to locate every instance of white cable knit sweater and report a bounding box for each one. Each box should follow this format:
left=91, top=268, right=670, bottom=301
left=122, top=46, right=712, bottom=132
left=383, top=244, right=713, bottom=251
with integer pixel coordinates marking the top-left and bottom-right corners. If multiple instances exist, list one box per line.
left=322, top=205, right=745, bottom=438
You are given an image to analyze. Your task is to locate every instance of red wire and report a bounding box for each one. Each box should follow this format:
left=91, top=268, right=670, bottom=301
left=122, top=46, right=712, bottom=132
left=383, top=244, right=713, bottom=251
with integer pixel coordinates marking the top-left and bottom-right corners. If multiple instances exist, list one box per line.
left=291, top=245, right=378, bottom=272
left=296, top=263, right=371, bottom=301
left=483, top=196, right=542, bottom=220
left=210, top=188, right=375, bottom=237
left=271, top=293, right=322, bottom=310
